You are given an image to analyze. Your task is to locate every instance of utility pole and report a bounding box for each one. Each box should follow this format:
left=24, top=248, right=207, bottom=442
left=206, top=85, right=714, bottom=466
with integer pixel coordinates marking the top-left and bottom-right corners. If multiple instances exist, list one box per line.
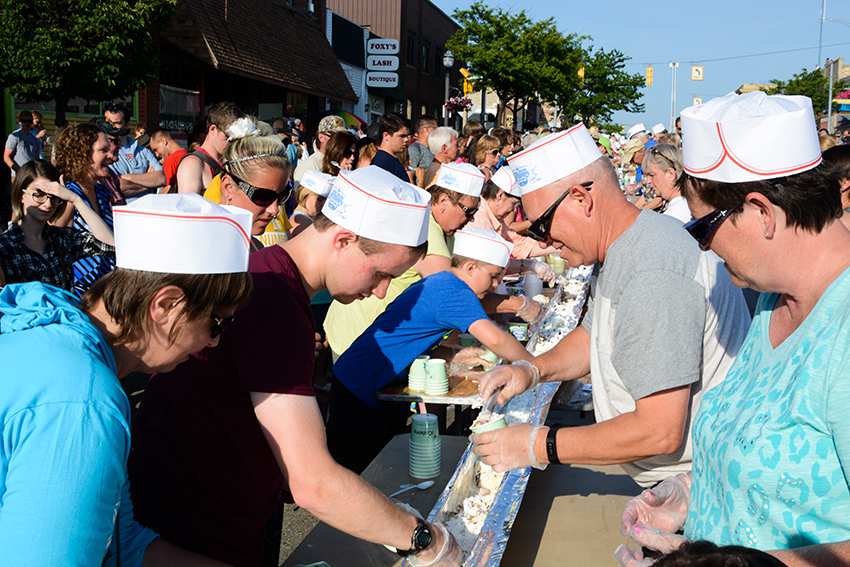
left=828, top=58, right=835, bottom=133
left=818, top=0, right=826, bottom=68
left=669, top=61, right=679, bottom=132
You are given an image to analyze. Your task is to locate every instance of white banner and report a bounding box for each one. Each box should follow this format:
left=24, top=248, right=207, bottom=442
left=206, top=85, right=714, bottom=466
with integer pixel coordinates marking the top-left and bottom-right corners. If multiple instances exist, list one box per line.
left=367, top=55, right=399, bottom=71
left=367, top=39, right=400, bottom=54
left=366, top=72, right=399, bottom=88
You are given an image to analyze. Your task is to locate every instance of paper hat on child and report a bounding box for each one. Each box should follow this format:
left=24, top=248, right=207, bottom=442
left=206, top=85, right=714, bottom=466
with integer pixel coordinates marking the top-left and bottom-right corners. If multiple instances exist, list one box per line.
left=323, top=165, right=431, bottom=247
left=491, top=165, right=521, bottom=197
left=680, top=91, right=821, bottom=183
left=113, top=194, right=252, bottom=274
left=651, top=123, right=667, bottom=135
left=453, top=226, right=513, bottom=268
left=627, top=123, right=647, bottom=139
left=507, top=123, right=603, bottom=195
left=299, top=170, right=335, bottom=197
left=435, top=162, right=485, bottom=197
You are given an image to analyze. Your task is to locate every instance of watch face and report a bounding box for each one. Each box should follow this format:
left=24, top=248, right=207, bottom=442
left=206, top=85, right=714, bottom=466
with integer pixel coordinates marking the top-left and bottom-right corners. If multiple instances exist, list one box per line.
left=414, top=523, right=432, bottom=550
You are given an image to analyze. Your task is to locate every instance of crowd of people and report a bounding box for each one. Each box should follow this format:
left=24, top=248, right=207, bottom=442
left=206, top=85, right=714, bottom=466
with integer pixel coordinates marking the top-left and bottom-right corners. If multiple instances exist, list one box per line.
left=2, top=89, right=850, bottom=567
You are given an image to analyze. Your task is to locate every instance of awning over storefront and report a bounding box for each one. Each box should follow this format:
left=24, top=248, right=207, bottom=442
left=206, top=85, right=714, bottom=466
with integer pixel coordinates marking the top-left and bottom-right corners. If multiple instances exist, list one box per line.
left=175, top=0, right=357, bottom=103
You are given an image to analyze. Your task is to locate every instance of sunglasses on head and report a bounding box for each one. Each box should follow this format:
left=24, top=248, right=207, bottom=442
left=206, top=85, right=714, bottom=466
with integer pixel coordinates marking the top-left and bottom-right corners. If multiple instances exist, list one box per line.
left=105, top=103, right=129, bottom=113
left=683, top=207, right=734, bottom=251
left=225, top=172, right=292, bottom=208
left=527, top=181, right=593, bottom=241
left=209, top=312, right=234, bottom=338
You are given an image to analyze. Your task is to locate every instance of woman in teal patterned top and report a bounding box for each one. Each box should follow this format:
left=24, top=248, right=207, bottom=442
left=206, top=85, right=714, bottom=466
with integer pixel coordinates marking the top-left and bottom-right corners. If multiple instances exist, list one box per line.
left=617, top=92, right=850, bottom=567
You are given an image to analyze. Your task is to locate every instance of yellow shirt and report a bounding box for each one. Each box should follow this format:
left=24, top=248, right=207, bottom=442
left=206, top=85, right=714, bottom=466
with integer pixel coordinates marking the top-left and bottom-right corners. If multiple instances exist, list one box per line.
left=203, top=173, right=292, bottom=247
left=324, top=211, right=451, bottom=357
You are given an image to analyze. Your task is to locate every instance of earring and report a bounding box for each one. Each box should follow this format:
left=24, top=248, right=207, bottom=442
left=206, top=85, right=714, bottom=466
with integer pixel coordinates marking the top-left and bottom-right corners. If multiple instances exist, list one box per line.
left=764, top=231, right=771, bottom=238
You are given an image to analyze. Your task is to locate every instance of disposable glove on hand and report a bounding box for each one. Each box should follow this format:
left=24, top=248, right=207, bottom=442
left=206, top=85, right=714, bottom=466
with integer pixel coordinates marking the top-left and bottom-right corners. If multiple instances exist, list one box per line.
left=516, top=296, right=544, bottom=324
left=528, top=260, right=556, bottom=284
left=621, top=473, right=691, bottom=537
left=478, top=359, right=540, bottom=405
left=470, top=422, right=548, bottom=473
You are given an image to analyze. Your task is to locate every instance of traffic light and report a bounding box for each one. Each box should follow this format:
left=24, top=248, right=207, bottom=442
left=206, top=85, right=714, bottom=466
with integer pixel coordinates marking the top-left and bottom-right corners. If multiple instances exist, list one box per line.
left=646, top=65, right=653, bottom=86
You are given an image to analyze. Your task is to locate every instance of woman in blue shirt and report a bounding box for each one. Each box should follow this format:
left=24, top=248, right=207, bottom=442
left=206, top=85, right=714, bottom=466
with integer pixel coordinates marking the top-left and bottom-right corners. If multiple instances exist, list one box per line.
left=618, top=92, right=850, bottom=567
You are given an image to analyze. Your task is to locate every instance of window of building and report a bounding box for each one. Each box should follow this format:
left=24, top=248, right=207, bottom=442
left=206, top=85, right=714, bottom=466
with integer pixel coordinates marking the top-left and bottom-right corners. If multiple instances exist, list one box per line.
left=422, top=42, right=430, bottom=73
left=407, top=32, right=416, bottom=66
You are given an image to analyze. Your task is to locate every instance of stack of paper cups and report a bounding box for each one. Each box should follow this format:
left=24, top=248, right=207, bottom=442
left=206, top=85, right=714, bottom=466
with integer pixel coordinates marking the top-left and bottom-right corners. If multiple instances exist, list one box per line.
left=410, top=414, right=441, bottom=479
left=524, top=274, right=543, bottom=297
left=408, top=355, right=429, bottom=391
left=424, top=359, right=449, bottom=395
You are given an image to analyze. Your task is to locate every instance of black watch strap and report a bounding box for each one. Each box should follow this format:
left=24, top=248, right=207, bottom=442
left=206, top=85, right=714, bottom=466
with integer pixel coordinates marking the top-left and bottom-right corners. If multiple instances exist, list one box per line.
left=395, top=518, right=432, bottom=557
left=546, top=426, right=562, bottom=465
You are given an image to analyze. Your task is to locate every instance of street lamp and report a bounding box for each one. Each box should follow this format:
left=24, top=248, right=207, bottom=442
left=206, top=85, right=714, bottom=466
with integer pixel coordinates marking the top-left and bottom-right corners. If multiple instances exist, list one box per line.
left=443, top=50, right=455, bottom=127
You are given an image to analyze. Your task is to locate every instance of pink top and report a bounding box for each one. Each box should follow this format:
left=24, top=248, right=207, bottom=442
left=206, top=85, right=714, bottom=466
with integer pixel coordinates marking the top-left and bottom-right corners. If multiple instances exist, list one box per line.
left=467, top=198, right=537, bottom=259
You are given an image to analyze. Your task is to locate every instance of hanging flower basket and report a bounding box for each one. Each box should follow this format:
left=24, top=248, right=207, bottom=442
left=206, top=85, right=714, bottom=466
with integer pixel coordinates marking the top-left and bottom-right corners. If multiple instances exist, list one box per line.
left=444, top=96, right=473, bottom=113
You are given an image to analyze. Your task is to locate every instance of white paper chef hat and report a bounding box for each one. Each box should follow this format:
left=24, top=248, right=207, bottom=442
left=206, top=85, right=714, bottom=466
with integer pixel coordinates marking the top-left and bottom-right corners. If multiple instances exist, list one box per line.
left=490, top=165, right=521, bottom=197
left=435, top=162, right=485, bottom=197
left=507, top=123, right=603, bottom=195
left=680, top=91, right=821, bottom=183
left=299, top=170, right=335, bottom=197
left=323, top=165, right=431, bottom=247
left=453, top=226, right=513, bottom=268
left=113, top=194, right=252, bottom=274
left=651, top=123, right=667, bottom=135
left=627, top=123, right=647, bottom=139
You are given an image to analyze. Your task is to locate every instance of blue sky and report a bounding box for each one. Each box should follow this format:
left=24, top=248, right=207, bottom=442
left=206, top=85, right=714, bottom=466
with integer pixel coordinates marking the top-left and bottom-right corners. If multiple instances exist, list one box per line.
left=430, top=0, right=850, bottom=131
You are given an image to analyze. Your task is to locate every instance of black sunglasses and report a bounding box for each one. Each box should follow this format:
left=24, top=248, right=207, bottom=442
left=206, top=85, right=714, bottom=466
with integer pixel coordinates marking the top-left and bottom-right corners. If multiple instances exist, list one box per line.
left=456, top=200, right=478, bottom=219
left=342, top=147, right=356, bottom=159
left=104, top=103, right=129, bottom=113
left=225, top=172, right=292, bottom=207
left=527, top=181, right=593, bottom=241
left=683, top=208, right=734, bottom=251
left=209, top=312, right=235, bottom=338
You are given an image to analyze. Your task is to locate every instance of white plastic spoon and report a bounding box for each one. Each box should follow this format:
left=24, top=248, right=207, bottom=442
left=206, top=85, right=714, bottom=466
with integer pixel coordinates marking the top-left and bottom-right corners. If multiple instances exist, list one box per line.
left=389, top=480, right=435, bottom=498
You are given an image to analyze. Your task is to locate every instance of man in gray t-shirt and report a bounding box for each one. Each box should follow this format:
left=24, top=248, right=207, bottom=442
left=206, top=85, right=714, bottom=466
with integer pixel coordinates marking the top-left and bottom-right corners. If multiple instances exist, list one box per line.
left=473, top=125, right=751, bottom=487
left=408, top=115, right=437, bottom=187
left=4, top=111, right=42, bottom=175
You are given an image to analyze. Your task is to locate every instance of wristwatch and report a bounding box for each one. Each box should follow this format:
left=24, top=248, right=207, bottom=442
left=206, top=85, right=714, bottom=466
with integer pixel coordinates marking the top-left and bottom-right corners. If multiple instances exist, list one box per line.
left=546, top=426, right=563, bottom=465
left=395, top=518, right=433, bottom=557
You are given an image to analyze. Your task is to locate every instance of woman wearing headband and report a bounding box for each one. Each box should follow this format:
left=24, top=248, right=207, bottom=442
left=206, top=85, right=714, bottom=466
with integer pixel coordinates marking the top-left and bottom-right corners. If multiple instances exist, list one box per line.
left=204, top=119, right=293, bottom=251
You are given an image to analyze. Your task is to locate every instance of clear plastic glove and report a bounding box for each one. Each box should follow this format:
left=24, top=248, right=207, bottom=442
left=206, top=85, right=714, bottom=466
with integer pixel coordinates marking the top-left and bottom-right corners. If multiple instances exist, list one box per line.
left=452, top=346, right=489, bottom=367
left=614, top=544, right=655, bottom=567
left=627, top=525, right=688, bottom=554
left=470, top=422, right=547, bottom=473
left=527, top=260, right=556, bottom=284
left=516, top=296, right=544, bottom=324
left=409, top=523, right=463, bottom=567
left=621, top=473, right=691, bottom=538
left=478, top=359, right=540, bottom=405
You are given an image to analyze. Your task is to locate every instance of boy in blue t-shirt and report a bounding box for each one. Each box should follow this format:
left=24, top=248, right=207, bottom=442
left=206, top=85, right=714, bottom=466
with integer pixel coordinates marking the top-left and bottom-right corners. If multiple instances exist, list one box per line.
left=328, top=226, right=532, bottom=471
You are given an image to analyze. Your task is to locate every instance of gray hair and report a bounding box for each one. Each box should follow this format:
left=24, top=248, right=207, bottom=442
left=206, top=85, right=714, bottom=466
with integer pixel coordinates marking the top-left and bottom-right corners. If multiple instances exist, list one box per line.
left=641, top=143, right=683, bottom=179
left=428, top=127, right=458, bottom=155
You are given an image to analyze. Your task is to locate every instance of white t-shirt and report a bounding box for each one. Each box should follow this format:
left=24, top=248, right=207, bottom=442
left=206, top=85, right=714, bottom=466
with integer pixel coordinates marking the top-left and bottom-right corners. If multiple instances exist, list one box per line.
left=663, top=195, right=692, bottom=223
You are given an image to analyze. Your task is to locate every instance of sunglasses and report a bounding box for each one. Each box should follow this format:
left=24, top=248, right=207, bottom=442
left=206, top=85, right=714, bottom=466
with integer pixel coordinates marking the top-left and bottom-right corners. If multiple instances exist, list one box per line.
left=486, top=149, right=502, bottom=156
left=342, top=147, right=356, bottom=159
left=225, top=172, right=292, bottom=208
left=456, top=200, right=478, bottom=219
left=23, top=189, right=64, bottom=206
left=104, top=103, right=129, bottom=113
left=209, top=312, right=235, bottom=338
left=527, top=181, right=593, bottom=241
left=683, top=207, right=734, bottom=251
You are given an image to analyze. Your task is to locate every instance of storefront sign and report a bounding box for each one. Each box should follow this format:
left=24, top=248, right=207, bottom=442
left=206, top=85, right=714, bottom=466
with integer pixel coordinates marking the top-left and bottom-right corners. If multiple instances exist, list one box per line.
left=367, top=39, right=400, bottom=54
left=367, top=72, right=399, bottom=88
left=367, top=55, right=399, bottom=71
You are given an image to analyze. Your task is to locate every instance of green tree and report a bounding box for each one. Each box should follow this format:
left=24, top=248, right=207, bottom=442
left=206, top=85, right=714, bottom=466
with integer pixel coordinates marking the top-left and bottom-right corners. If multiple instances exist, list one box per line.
left=445, top=2, right=584, bottom=125
left=763, top=68, right=833, bottom=116
left=0, top=0, right=176, bottom=125
left=559, top=47, right=645, bottom=125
